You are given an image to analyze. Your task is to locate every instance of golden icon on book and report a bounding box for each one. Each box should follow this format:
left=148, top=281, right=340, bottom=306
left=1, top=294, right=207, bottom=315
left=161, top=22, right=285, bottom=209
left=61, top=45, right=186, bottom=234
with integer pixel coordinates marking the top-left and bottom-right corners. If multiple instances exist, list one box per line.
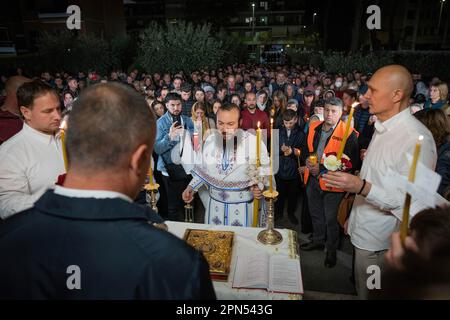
left=183, top=229, right=235, bottom=281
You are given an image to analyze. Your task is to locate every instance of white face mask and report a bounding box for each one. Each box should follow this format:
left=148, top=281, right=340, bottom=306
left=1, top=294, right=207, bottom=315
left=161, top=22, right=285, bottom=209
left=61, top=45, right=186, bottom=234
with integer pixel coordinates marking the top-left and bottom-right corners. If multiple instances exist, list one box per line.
left=335, top=81, right=342, bottom=88
left=315, top=89, right=321, bottom=96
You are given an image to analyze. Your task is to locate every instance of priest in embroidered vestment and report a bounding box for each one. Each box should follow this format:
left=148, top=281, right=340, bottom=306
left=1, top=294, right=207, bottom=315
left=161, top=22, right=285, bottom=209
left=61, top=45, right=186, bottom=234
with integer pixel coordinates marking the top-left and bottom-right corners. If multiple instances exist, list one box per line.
left=182, top=103, right=273, bottom=227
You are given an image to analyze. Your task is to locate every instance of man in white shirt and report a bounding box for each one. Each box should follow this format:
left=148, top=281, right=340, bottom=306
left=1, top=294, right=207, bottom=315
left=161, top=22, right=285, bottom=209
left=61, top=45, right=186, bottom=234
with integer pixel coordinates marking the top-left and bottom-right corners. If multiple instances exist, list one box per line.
left=322, top=65, right=437, bottom=299
left=0, top=80, right=65, bottom=219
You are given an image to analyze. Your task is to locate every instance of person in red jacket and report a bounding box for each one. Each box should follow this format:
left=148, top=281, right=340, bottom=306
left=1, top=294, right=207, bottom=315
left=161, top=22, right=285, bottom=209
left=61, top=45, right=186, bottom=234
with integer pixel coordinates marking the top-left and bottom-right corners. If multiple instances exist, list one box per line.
left=0, top=76, right=31, bottom=145
left=240, top=92, right=270, bottom=138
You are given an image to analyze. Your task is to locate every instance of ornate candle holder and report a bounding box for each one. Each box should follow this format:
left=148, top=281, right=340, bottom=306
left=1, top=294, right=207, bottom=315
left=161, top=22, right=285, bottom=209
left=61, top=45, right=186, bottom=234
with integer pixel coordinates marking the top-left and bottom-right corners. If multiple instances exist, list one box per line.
left=257, top=190, right=283, bottom=245
left=184, top=202, right=194, bottom=223
left=144, top=183, right=160, bottom=212
left=143, top=182, right=168, bottom=231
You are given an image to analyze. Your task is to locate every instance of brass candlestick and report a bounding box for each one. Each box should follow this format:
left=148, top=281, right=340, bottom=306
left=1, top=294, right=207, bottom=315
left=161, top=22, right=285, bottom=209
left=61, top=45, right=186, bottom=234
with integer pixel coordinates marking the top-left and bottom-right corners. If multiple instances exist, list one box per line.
left=184, top=203, right=194, bottom=223
left=144, top=183, right=160, bottom=212
left=257, top=190, right=283, bottom=245
left=143, top=182, right=168, bottom=231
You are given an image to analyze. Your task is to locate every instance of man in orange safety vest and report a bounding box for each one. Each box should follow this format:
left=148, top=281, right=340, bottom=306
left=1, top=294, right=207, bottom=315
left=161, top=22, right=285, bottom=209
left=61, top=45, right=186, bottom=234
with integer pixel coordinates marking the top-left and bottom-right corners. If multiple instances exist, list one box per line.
left=299, top=97, right=359, bottom=268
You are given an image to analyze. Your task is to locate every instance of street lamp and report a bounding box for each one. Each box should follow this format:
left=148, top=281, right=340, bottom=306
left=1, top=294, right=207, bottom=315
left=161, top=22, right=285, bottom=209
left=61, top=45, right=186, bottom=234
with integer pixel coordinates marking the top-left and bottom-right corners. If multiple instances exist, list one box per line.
left=438, top=0, right=446, bottom=32
left=313, top=12, right=317, bottom=25
left=252, top=3, right=256, bottom=38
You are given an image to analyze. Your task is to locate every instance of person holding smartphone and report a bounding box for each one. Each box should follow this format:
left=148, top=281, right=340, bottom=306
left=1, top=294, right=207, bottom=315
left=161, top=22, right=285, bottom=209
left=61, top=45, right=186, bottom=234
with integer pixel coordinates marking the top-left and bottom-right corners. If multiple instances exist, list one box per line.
left=154, top=93, right=194, bottom=221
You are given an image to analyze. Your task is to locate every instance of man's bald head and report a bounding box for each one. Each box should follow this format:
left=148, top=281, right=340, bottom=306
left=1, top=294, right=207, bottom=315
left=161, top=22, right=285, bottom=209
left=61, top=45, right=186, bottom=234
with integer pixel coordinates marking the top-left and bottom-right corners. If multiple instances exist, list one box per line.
left=67, top=82, right=156, bottom=173
left=372, top=65, right=414, bottom=102
left=364, top=65, right=414, bottom=121
left=5, top=76, right=31, bottom=95
left=1, top=76, right=31, bottom=113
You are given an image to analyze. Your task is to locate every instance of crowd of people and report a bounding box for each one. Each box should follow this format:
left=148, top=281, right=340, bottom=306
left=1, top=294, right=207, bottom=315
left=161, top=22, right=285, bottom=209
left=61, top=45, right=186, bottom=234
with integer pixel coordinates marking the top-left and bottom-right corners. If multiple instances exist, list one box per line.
left=0, top=63, right=449, bottom=299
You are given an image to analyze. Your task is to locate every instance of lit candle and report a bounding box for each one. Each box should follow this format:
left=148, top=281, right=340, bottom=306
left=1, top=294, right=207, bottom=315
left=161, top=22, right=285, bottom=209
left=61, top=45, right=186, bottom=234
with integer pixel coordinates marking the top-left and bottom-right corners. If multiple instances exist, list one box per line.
left=295, top=148, right=304, bottom=183
left=309, top=153, right=318, bottom=166
left=148, top=163, right=154, bottom=185
left=256, top=121, right=261, bottom=166
left=59, top=119, right=68, bottom=171
left=193, top=121, right=201, bottom=151
left=253, top=122, right=262, bottom=227
left=400, top=135, right=423, bottom=244
left=337, top=102, right=358, bottom=160
left=294, top=148, right=301, bottom=168
left=269, top=118, right=274, bottom=193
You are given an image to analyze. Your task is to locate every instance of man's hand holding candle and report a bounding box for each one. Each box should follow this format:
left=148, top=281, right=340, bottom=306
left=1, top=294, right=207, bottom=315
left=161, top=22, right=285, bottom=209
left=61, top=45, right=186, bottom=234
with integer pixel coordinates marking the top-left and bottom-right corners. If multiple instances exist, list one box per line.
left=306, top=158, right=320, bottom=177
left=322, top=171, right=370, bottom=196
left=250, top=185, right=263, bottom=200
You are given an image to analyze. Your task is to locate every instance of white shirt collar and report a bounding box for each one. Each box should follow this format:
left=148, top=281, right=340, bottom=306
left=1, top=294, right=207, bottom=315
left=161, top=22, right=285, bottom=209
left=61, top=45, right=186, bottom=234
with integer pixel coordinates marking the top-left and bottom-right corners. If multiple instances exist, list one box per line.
left=54, top=185, right=133, bottom=203
left=374, top=108, right=410, bottom=134
left=23, top=122, right=59, bottom=145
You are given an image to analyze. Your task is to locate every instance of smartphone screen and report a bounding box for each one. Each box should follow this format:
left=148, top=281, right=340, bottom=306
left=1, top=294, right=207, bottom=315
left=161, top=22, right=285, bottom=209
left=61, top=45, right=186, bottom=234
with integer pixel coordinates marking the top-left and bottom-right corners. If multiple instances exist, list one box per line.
left=172, top=115, right=181, bottom=126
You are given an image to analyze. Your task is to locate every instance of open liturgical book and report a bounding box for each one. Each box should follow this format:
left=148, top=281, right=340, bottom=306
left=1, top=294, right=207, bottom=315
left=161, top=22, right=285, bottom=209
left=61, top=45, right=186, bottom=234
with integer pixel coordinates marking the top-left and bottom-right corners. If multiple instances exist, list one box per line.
left=232, top=253, right=304, bottom=294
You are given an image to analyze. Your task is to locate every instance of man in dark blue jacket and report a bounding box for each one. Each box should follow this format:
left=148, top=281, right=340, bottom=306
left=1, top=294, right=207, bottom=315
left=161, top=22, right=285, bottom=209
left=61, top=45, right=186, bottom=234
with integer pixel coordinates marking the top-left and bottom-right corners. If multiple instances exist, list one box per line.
left=181, top=84, right=194, bottom=117
left=0, top=82, right=215, bottom=300
left=275, top=109, right=307, bottom=225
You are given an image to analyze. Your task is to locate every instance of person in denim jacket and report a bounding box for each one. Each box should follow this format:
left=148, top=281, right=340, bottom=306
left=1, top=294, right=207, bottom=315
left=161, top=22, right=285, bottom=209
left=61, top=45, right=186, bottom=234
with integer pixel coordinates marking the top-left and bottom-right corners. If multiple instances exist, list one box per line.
left=154, top=93, right=194, bottom=221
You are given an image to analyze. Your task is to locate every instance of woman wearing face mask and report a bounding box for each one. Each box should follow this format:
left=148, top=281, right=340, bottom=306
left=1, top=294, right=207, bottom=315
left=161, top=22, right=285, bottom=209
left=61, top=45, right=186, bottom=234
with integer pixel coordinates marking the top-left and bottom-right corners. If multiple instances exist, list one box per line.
left=334, top=78, right=343, bottom=89
left=302, top=100, right=325, bottom=134
left=333, top=76, right=345, bottom=99
left=314, top=85, right=324, bottom=100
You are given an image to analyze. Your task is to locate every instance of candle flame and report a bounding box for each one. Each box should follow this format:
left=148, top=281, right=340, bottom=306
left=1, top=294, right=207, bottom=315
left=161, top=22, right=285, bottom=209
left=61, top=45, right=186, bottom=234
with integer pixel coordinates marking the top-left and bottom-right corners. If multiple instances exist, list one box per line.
left=270, top=118, right=274, bottom=125
left=257, top=121, right=260, bottom=129
left=59, top=116, right=68, bottom=130
left=419, top=135, right=424, bottom=142
left=351, top=102, right=359, bottom=108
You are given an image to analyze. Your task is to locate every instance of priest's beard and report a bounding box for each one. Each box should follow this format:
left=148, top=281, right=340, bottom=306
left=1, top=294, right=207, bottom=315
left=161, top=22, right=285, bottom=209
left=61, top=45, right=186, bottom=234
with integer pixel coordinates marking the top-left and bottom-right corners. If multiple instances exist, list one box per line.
left=210, top=129, right=244, bottom=153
